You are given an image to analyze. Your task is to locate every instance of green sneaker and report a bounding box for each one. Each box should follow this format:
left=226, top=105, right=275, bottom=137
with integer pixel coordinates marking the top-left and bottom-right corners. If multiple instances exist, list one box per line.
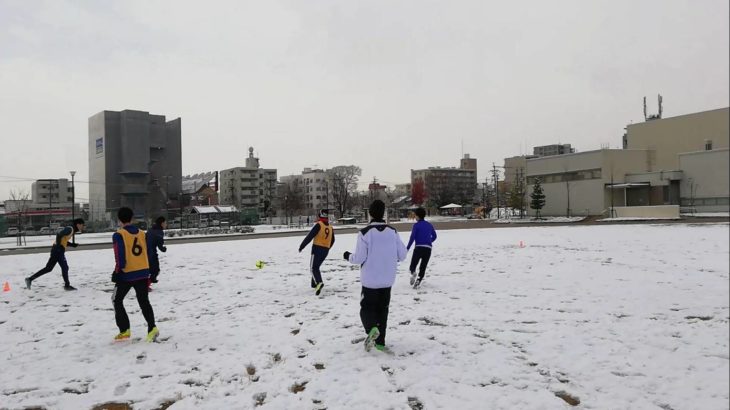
left=114, top=329, right=131, bottom=341
left=364, top=327, right=380, bottom=352
left=375, top=344, right=386, bottom=351
left=315, top=282, right=324, bottom=296
left=146, top=327, right=159, bottom=343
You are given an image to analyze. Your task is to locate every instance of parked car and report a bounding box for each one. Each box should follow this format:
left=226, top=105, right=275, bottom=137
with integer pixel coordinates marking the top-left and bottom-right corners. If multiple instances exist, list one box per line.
left=6, top=227, right=19, bottom=236
left=25, top=228, right=38, bottom=236
left=39, top=227, right=53, bottom=235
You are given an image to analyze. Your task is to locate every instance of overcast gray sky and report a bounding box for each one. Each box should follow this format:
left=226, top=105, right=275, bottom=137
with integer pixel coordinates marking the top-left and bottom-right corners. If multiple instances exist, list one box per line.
left=1, top=0, right=728, bottom=202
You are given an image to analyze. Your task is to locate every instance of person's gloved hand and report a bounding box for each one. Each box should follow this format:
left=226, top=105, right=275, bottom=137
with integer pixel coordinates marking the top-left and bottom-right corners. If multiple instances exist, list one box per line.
left=161, top=246, right=167, bottom=253
left=343, top=251, right=351, bottom=261
left=111, top=271, right=120, bottom=283
left=69, top=242, right=79, bottom=248
left=298, top=247, right=303, bottom=253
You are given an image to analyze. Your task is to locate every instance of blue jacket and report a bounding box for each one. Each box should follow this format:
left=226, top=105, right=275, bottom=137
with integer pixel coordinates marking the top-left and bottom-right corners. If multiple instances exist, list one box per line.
left=146, top=223, right=166, bottom=259
left=407, top=220, right=437, bottom=250
left=113, top=225, right=150, bottom=282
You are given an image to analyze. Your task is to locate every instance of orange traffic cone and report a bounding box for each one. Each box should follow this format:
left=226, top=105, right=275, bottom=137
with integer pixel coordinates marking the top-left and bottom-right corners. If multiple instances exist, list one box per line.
left=3, top=281, right=10, bottom=292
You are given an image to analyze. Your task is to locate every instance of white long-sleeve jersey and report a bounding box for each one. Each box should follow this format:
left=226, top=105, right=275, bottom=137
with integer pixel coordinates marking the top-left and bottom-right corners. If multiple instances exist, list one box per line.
left=346, top=222, right=407, bottom=289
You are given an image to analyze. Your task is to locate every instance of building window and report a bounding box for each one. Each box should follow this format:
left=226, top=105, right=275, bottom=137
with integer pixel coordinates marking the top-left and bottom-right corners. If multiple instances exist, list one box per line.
left=705, top=140, right=713, bottom=151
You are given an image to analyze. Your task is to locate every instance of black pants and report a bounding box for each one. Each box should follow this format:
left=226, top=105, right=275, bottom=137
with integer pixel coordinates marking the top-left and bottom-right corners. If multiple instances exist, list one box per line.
left=112, top=280, right=156, bottom=333
left=30, top=245, right=70, bottom=286
left=409, top=247, right=432, bottom=280
left=360, top=287, right=391, bottom=346
left=149, top=257, right=160, bottom=282
left=310, top=246, right=329, bottom=287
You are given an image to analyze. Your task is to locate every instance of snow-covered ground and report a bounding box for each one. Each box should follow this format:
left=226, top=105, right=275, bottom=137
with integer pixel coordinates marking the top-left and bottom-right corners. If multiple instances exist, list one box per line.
left=1, top=224, right=728, bottom=409
left=682, top=212, right=730, bottom=218
left=494, top=216, right=586, bottom=224
left=596, top=217, right=682, bottom=222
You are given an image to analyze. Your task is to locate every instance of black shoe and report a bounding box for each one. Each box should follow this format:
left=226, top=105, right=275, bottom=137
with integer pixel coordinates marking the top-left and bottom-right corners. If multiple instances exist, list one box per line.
left=25, top=277, right=32, bottom=290
left=151, top=278, right=158, bottom=283
left=64, top=285, right=77, bottom=291
left=413, top=278, right=422, bottom=289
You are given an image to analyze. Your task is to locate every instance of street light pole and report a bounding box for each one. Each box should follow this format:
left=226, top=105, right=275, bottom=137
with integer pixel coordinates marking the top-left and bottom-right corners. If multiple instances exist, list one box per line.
left=70, top=171, right=76, bottom=243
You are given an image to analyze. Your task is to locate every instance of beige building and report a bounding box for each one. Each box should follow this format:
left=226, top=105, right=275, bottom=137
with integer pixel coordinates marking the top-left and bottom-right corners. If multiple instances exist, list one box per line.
left=219, top=147, right=277, bottom=215
left=624, top=107, right=729, bottom=170
left=678, top=148, right=729, bottom=212
left=525, top=149, right=657, bottom=216
left=518, top=107, right=729, bottom=216
left=503, top=155, right=538, bottom=188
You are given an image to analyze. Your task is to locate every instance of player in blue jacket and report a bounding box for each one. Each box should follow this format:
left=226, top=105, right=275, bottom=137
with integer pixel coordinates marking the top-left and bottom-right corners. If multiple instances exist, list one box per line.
left=146, top=216, right=167, bottom=290
left=406, top=208, right=437, bottom=289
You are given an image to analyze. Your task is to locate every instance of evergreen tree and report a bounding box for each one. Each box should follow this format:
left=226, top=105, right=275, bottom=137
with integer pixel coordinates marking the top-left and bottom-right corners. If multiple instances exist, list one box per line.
left=530, top=178, right=546, bottom=219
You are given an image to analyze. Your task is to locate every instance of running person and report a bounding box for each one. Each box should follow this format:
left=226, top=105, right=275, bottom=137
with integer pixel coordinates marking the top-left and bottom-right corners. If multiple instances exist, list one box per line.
left=111, top=207, right=158, bottom=342
left=25, top=218, right=85, bottom=291
left=406, top=207, right=437, bottom=288
left=299, top=209, right=335, bottom=296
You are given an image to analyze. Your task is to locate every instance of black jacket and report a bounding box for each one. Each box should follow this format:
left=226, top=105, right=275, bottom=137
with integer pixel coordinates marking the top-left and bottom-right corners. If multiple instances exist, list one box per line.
left=146, top=223, right=166, bottom=259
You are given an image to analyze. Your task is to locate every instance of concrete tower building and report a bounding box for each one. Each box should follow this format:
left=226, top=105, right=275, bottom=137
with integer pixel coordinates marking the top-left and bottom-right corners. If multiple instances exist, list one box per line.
left=88, top=109, right=182, bottom=223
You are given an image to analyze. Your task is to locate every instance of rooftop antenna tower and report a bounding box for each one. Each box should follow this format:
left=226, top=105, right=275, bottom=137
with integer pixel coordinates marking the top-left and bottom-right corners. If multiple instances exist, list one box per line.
left=644, top=94, right=663, bottom=121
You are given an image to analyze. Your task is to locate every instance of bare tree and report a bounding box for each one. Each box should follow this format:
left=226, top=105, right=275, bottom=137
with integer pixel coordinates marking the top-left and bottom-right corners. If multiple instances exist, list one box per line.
left=9, top=189, right=30, bottom=245
left=9, top=188, right=31, bottom=229
left=328, top=165, right=361, bottom=217
left=278, top=180, right=305, bottom=224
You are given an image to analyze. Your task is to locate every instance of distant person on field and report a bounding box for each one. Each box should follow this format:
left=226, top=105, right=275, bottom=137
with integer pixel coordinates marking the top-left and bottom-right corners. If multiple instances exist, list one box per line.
left=343, top=200, right=407, bottom=352
left=407, top=207, right=437, bottom=289
left=111, top=207, right=158, bottom=342
left=25, top=218, right=85, bottom=291
left=146, top=216, right=167, bottom=290
left=299, top=209, right=335, bottom=296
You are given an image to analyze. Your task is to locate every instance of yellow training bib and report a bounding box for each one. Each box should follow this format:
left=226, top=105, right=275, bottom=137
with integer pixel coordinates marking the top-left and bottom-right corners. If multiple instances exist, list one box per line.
left=55, top=231, right=73, bottom=249
left=117, top=228, right=150, bottom=273
left=313, top=221, right=333, bottom=248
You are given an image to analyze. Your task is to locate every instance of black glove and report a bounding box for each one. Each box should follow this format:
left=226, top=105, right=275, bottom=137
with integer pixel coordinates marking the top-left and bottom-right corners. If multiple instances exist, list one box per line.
left=343, top=251, right=351, bottom=261
left=69, top=242, right=79, bottom=248
left=161, top=246, right=167, bottom=253
left=111, top=271, right=120, bottom=283
left=298, top=247, right=303, bottom=253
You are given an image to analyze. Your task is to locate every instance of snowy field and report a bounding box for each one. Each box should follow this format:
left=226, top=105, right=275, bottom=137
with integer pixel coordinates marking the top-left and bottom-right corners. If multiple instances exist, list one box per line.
left=1, top=224, right=728, bottom=409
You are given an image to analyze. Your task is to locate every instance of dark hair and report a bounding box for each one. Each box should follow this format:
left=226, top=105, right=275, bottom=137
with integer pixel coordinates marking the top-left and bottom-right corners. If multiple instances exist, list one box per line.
left=415, top=207, right=426, bottom=220
left=73, top=218, right=85, bottom=226
left=369, top=200, right=385, bottom=220
left=117, top=207, right=134, bottom=223
left=155, top=216, right=166, bottom=225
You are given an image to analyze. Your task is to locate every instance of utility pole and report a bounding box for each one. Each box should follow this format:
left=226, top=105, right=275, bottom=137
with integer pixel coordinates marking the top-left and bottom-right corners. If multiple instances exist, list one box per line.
left=70, top=171, right=76, bottom=243
left=48, top=179, right=53, bottom=228
left=161, top=175, right=171, bottom=219
left=492, top=163, right=500, bottom=219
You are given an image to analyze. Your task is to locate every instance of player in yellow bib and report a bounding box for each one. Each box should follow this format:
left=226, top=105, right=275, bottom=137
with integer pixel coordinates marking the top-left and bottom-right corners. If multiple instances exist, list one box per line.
left=25, top=218, right=85, bottom=291
left=298, top=209, right=335, bottom=296
left=111, top=207, right=158, bottom=342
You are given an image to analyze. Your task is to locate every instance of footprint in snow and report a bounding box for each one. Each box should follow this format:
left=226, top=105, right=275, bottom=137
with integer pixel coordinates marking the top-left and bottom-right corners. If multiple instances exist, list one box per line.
left=113, top=382, right=130, bottom=396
